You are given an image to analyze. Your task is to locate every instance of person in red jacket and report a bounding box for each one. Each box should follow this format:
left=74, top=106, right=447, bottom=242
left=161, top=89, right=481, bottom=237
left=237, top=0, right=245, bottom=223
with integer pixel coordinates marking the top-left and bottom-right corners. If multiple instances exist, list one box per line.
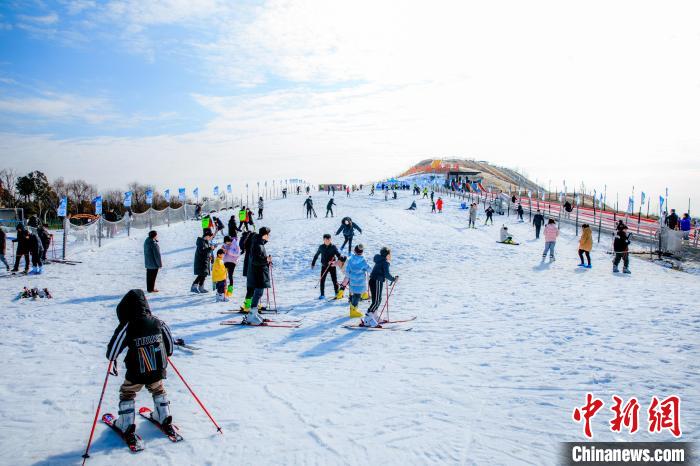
left=436, top=197, right=443, bottom=213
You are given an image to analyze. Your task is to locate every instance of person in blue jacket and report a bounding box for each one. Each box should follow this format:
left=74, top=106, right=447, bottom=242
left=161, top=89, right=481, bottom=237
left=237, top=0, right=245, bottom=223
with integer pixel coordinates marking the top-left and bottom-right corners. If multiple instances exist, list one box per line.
left=336, top=217, right=362, bottom=254
left=344, top=244, right=371, bottom=318
left=680, top=213, right=692, bottom=240
left=362, top=247, right=398, bottom=328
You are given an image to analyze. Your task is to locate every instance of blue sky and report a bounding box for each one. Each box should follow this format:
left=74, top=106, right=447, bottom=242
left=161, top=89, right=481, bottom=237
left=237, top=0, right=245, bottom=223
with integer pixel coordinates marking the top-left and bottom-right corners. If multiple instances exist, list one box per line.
left=0, top=0, right=698, bottom=210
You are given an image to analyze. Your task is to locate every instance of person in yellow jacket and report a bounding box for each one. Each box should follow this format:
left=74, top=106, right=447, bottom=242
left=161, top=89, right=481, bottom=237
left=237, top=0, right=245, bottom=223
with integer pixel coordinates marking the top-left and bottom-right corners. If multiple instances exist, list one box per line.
left=577, top=224, right=593, bottom=268
left=212, top=249, right=228, bottom=301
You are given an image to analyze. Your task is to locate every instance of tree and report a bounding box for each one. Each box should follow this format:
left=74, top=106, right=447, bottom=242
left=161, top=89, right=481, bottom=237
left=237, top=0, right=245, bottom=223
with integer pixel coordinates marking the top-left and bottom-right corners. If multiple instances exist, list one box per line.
left=15, top=171, right=54, bottom=220
left=0, top=168, right=17, bottom=207
left=66, top=179, right=97, bottom=214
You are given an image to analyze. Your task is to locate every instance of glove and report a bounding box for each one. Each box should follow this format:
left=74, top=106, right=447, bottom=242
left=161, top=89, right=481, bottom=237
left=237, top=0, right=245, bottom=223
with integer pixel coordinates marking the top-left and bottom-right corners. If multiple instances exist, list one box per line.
left=109, top=363, right=119, bottom=377
left=393, top=275, right=400, bottom=281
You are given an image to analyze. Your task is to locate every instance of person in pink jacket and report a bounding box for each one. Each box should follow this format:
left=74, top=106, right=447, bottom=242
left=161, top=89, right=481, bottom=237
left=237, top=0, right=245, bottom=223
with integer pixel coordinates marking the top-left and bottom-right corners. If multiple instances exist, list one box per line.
left=222, top=235, right=241, bottom=295
left=542, top=219, right=559, bottom=261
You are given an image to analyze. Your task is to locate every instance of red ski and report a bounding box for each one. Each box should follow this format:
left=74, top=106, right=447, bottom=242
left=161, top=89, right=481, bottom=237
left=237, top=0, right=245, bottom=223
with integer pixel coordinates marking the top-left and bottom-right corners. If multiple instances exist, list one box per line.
left=220, top=321, right=301, bottom=328
left=101, top=413, right=144, bottom=452
left=379, top=316, right=417, bottom=324
left=138, top=407, right=183, bottom=442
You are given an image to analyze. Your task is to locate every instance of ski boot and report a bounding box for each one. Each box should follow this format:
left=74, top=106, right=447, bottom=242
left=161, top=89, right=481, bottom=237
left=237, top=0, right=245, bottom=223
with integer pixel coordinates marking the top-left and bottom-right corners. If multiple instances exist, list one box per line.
left=623, top=267, right=631, bottom=274
left=152, top=394, right=172, bottom=426
left=226, top=284, right=234, bottom=298
left=349, top=305, right=363, bottom=318
left=361, top=312, right=380, bottom=328
left=318, top=295, right=325, bottom=300
left=335, top=288, right=345, bottom=300
left=215, top=293, right=224, bottom=302
left=190, top=284, right=200, bottom=293
left=197, top=285, right=209, bottom=293
left=115, top=399, right=136, bottom=434
left=613, top=265, right=619, bottom=273
left=361, top=291, right=369, bottom=301
left=242, top=307, right=264, bottom=326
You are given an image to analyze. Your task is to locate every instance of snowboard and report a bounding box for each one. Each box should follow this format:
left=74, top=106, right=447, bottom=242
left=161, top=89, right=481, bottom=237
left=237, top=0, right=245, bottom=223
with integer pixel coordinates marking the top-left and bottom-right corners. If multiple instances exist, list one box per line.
left=102, top=413, right=144, bottom=452
left=138, top=407, right=183, bottom=442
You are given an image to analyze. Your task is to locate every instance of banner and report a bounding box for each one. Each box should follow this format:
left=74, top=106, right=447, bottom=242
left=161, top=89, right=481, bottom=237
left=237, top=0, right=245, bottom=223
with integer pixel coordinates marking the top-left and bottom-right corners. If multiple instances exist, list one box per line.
left=193, top=187, right=199, bottom=200
left=124, top=191, right=132, bottom=207
left=146, top=189, right=153, bottom=205
left=627, top=196, right=634, bottom=214
left=57, top=196, right=67, bottom=217
left=178, top=188, right=186, bottom=201
left=213, top=186, right=219, bottom=196
left=659, top=195, right=665, bottom=214
left=226, top=184, right=232, bottom=194
left=164, top=189, right=170, bottom=202
left=93, top=196, right=103, bottom=215
left=640, top=192, right=646, bottom=207
left=540, top=191, right=545, bottom=201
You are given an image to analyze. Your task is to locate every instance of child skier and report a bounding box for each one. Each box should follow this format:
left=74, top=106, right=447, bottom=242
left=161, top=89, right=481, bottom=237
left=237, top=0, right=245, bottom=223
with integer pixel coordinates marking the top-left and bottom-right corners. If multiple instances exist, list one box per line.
left=106, top=289, right=175, bottom=445
left=517, top=203, right=524, bottom=222
left=336, top=217, right=362, bottom=254
left=258, top=197, right=264, bottom=220
left=326, top=198, right=336, bottom=217
left=222, top=235, right=240, bottom=297
left=238, top=207, right=248, bottom=231
left=613, top=224, right=631, bottom=274
left=345, top=244, right=371, bottom=318
left=431, top=200, right=436, bottom=213
left=191, top=229, right=214, bottom=293
left=499, top=225, right=514, bottom=244
left=436, top=197, right=443, bottom=213
left=542, top=219, right=558, bottom=261
left=212, top=249, right=228, bottom=302
left=333, top=255, right=349, bottom=300
left=578, top=224, right=593, bottom=268
left=485, top=205, right=494, bottom=225
left=311, top=233, right=342, bottom=299
left=362, top=247, right=398, bottom=328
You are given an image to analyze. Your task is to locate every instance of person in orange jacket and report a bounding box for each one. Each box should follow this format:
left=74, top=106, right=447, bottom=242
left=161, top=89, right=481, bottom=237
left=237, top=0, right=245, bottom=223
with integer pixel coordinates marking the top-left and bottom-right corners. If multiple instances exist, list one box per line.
left=436, top=197, right=443, bottom=213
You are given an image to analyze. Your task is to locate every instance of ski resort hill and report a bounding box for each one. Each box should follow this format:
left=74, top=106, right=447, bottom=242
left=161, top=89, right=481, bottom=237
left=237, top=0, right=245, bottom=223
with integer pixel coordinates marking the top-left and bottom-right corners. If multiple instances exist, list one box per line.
left=1, top=189, right=698, bottom=465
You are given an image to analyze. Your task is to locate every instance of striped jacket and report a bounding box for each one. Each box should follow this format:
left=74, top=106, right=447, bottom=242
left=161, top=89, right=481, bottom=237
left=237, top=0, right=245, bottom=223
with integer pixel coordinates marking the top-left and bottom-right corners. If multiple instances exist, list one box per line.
left=106, top=290, right=173, bottom=384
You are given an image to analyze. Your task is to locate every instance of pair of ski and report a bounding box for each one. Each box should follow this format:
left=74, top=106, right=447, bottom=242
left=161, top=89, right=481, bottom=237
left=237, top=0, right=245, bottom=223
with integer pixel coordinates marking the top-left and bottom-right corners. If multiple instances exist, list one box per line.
left=102, top=407, right=182, bottom=452
left=343, top=316, right=416, bottom=331
left=219, top=317, right=302, bottom=328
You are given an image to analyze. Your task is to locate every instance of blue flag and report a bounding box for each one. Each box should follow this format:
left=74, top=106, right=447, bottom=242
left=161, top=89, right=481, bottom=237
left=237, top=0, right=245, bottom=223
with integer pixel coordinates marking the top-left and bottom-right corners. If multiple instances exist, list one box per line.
left=226, top=184, right=232, bottom=194
left=146, top=189, right=153, bottom=205
left=164, top=189, right=170, bottom=202
left=57, top=196, right=67, bottom=217
left=213, top=186, right=219, bottom=196
left=93, top=196, right=103, bottom=215
left=178, top=188, right=186, bottom=201
left=193, top=187, right=199, bottom=199
left=124, top=191, right=132, bottom=207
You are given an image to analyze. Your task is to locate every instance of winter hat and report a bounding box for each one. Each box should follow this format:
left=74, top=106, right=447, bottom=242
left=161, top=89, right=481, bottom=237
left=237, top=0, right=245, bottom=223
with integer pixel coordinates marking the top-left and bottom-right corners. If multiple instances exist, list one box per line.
left=354, top=244, right=364, bottom=254
left=259, top=226, right=271, bottom=236
left=380, top=247, right=391, bottom=257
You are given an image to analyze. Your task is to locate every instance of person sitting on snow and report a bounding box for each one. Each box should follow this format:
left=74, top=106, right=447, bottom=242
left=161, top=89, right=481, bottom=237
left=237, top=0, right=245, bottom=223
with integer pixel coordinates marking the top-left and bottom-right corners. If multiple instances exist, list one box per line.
left=500, top=225, right=514, bottom=244
left=107, top=289, right=175, bottom=446
left=407, top=200, right=417, bottom=210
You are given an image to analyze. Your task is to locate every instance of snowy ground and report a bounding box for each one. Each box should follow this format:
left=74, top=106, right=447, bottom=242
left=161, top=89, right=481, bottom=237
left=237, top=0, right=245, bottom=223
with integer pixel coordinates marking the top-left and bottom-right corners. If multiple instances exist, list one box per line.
left=1, top=191, right=698, bottom=465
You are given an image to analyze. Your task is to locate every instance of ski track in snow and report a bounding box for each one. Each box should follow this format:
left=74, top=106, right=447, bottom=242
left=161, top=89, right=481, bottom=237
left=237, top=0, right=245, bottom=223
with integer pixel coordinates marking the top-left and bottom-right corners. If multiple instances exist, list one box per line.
left=0, top=192, right=698, bottom=465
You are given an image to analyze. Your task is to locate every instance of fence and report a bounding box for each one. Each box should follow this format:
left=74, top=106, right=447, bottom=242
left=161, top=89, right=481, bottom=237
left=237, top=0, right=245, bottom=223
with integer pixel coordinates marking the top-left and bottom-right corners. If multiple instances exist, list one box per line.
left=433, top=185, right=699, bottom=255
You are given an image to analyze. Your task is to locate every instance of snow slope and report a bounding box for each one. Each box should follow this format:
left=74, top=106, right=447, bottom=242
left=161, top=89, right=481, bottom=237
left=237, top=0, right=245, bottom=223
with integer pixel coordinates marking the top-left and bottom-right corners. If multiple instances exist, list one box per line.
left=1, top=191, right=698, bottom=466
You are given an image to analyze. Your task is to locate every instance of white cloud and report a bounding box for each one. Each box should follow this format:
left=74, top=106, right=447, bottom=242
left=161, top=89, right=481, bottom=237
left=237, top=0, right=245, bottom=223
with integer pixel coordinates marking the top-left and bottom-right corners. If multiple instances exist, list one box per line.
left=17, top=12, right=60, bottom=25
left=0, top=91, right=114, bottom=124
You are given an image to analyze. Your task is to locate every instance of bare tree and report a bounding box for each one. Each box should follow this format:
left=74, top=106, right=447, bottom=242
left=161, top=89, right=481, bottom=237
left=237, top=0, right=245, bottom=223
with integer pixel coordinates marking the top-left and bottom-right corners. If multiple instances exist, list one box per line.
left=66, top=179, right=97, bottom=214
left=0, top=168, right=17, bottom=207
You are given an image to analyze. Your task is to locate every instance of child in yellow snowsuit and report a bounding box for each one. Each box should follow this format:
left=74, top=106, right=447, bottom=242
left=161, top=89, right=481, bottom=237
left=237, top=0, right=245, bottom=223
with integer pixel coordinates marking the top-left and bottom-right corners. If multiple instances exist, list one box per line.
left=212, top=249, right=228, bottom=302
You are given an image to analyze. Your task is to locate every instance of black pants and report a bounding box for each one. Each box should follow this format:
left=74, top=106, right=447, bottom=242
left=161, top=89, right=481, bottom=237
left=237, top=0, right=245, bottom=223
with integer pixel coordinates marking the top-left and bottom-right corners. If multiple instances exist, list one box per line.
left=320, top=266, right=339, bottom=296
left=485, top=213, right=493, bottom=224
left=326, top=207, right=333, bottom=217
left=578, top=249, right=591, bottom=266
left=518, top=212, right=523, bottom=220
left=146, top=268, right=159, bottom=292
left=225, top=262, right=236, bottom=286
left=340, top=235, right=352, bottom=254
left=13, top=252, right=29, bottom=271
left=613, top=252, right=629, bottom=268
left=41, top=242, right=49, bottom=261
left=535, top=225, right=541, bottom=238
left=192, top=274, right=206, bottom=287
left=258, top=208, right=263, bottom=219
left=215, top=280, right=226, bottom=294
left=367, top=278, right=384, bottom=315
left=306, top=208, right=313, bottom=218
left=31, top=252, right=42, bottom=267
left=245, top=286, right=254, bottom=300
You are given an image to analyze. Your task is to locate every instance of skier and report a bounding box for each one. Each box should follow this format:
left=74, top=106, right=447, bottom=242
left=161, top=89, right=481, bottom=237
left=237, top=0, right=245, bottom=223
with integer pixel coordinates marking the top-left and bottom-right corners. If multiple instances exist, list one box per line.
left=213, top=216, right=225, bottom=238
left=362, top=247, right=398, bottom=328
left=238, top=206, right=249, bottom=232
left=242, top=227, right=272, bottom=325
left=246, top=207, right=256, bottom=230
left=282, top=188, right=287, bottom=198
left=106, top=289, right=175, bottom=445
left=191, top=229, right=215, bottom=293
left=11, top=224, right=29, bottom=273
left=238, top=230, right=256, bottom=312
left=436, top=197, right=443, bottom=213
left=499, top=225, right=514, bottom=244
left=144, top=230, right=162, bottom=293
left=542, top=219, right=558, bottom=261
left=431, top=200, right=436, bottom=213
left=665, top=209, right=679, bottom=230
left=306, top=186, right=310, bottom=194
left=430, top=191, right=434, bottom=202
left=304, top=196, right=315, bottom=218
left=578, top=224, right=592, bottom=268
left=26, top=229, right=44, bottom=274
left=0, top=228, right=9, bottom=272
left=296, top=186, right=301, bottom=195
left=37, top=223, right=52, bottom=262
left=257, top=197, right=264, bottom=220
left=485, top=205, right=495, bottom=225
left=532, top=209, right=545, bottom=239
left=311, top=234, right=342, bottom=299
left=422, top=188, right=428, bottom=199
left=212, top=249, right=228, bottom=302
left=468, top=203, right=478, bottom=228
left=326, top=198, right=336, bottom=218
left=346, top=186, right=350, bottom=197
left=370, top=185, right=375, bottom=196
left=222, top=234, right=240, bottom=297
left=517, top=203, right=524, bottom=222
left=613, top=224, right=631, bottom=274
left=511, top=194, right=517, bottom=204
left=407, top=200, right=417, bottom=211
left=563, top=199, right=573, bottom=219
left=344, top=244, right=371, bottom=318
left=201, top=213, right=213, bottom=235
left=336, top=217, right=362, bottom=254
left=228, top=215, right=238, bottom=237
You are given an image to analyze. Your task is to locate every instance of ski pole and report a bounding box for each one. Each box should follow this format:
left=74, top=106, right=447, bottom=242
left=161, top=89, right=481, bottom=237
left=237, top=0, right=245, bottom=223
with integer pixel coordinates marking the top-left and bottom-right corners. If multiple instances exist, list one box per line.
left=167, top=357, right=223, bottom=434
left=270, top=263, right=278, bottom=312
left=377, top=278, right=399, bottom=322
left=314, top=263, right=331, bottom=289
left=81, top=360, right=113, bottom=465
